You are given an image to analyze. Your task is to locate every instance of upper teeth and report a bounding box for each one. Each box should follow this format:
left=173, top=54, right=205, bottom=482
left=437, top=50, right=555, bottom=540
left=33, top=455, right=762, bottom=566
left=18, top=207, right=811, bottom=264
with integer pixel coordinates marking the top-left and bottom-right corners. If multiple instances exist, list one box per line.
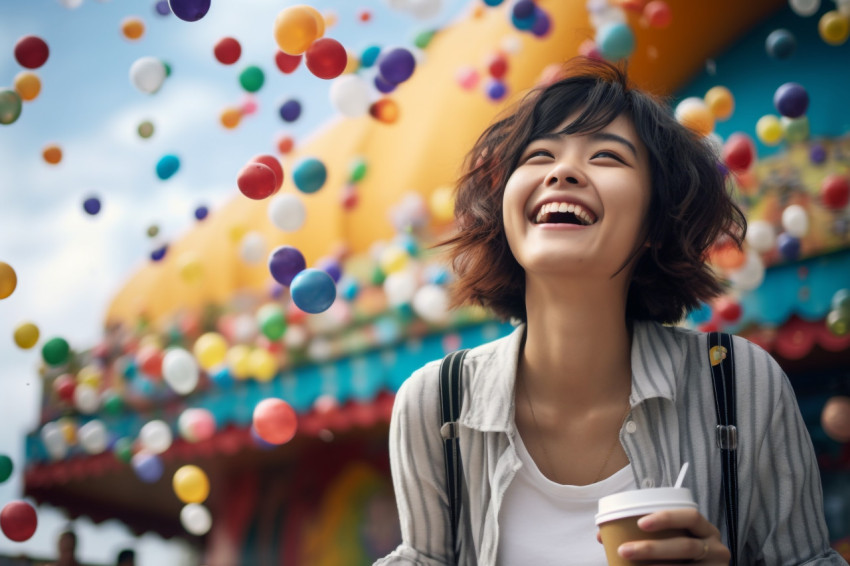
left=534, top=202, right=595, bottom=225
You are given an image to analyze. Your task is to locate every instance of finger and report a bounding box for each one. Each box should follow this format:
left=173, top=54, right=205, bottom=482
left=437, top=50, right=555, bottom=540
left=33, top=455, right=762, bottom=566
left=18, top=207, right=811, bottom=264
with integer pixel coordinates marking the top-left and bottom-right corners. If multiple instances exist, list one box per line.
left=596, top=530, right=602, bottom=544
left=637, top=508, right=721, bottom=539
left=618, top=536, right=720, bottom=563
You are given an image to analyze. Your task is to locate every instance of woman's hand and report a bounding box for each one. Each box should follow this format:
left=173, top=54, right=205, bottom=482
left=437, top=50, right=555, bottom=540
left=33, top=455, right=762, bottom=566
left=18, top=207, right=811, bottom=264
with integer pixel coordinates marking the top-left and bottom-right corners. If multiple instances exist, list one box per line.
left=616, top=508, right=730, bottom=564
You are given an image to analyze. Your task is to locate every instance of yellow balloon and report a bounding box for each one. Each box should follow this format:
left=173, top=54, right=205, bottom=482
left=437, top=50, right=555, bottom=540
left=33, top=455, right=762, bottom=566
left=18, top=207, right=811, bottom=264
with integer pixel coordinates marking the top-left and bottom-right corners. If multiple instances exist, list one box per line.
left=14, top=72, right=41, bottom=102
left=178, top=254, right=204, bottom=284
left=429, top=186, right=456, bottom=223
left=13, top=322, right=39, bottom=349
left=819, top=11, right=850, bottom=46
left=228, top=224, right=248, bottom=244
left=58, top=418, right=77, bottom=445
left=173, top=465, right=210, bottom=504
left=274, top=5, right=323, bottom=55
left=704, top=86, right=734, bottom=121
left=343, top=50, right=360, bottom=74
left=227, top=345, right=252, bottom=379
left=379, top=246, right=410, bottom=274
left=248, top=348, right=277, bottom=382
left=755, top=114, right=783, bottom=146
left=0, top=262, right=18, bottom=299
left=193, top=332, right=228, bottom=370
left=77, top=364, right=102, bottom=388
left=220, top=107, right=241, bottom=129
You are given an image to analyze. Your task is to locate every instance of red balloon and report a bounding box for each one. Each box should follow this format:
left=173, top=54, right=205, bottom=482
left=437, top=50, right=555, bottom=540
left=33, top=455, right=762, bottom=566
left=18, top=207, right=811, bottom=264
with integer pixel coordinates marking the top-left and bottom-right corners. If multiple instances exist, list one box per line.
left=714, top=297, right=742, bottom=323
left=304, top=38, right=347, bottom=80
left=237, top=162, right=278, bottom=200
left=137, top=345, right=164, bottom=379
left=14, top=36, right=49, bottom=69
left=821, top=174, right=850, bottom=210
left=251, top=154, right=284, bottom=191
left=0, top=501, right=38, bottom=542
left=277, top=135, right=295, bottom=154
left=644, top=1, right=672, bottom=28
left=253, top=398, right=297, bottom=444
left=53, top=374, right=76, bottom=403
left=275, top=51, right=302, bottom=74
left=722, top=133, right=755, bottom=173
left=214, top=37, right=241, bottom=65
left=486, top=53, right=508, bottom=80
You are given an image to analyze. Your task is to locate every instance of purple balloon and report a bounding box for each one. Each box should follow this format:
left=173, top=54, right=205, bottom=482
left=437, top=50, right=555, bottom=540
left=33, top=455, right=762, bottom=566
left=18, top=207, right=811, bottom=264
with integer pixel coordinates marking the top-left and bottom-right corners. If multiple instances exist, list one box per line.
left=83, top=196, right=101, bottom=215
left=154, top=0, right=171, bottom=16
left=777, top=232, right=801, bottom=261
left=279, top=99, right=302, bottom=122
left=377, top=48, right=416, bottom=85
left=268, top=245, right=306, bottom=286
left=132, top=452, right=163, bottom=483
left=373, top=74, right=396, bottom=94
left=531, top=7, right=551, bottom=37
left=512, top=0, right=535, bottom=19
left=168, top=0, right=210, bottom=22
left=316, top=257, right=343, bottom=283
left=485, top=79, right=508, bottom=101
left=150, top=245, right=168, bottom=261
left=194, top=205, right=208, bottom=220
left=773, top=82, right=808, bottom=119
left=810, top=144, right=827, bottom=164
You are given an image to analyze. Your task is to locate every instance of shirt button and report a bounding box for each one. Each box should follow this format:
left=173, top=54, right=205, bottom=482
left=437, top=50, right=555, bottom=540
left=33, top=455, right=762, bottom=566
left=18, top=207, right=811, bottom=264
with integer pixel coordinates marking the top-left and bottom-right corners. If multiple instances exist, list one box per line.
left=625, top=420, right=637, bottom=434
left=642, top=478, right=655, bottom=488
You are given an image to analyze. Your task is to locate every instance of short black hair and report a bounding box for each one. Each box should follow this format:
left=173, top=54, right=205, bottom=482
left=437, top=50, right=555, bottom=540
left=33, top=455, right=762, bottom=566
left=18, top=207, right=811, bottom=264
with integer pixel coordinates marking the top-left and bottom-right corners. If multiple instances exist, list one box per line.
left=117, top=548, right=135, bottom=563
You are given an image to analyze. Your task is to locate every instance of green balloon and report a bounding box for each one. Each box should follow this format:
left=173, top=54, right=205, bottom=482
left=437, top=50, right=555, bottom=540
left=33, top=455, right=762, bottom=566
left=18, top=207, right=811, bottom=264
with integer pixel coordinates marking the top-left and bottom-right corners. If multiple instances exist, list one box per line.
left=42, top=337, right=70, bottom=366
left=102, top=391, right=124, bottom=416
left=831, top=288, right=850, bottom=315
left=113, top=437, right=133, bottom=464
left=827, top=310, right=850, bottom=337
left=782, top=116, right=809, bottom=143
left=239, top=65, right=265, bottom=93
left=349, top=158, right=368, bottom=183
left=258, top=304, right=286, bottom=341
left=163, top=61, right=172, bottom=77
left=0, top=454, right=13, bottom=483
left=0, top=89, right=23, bottom=126
left=370, top=265, right=386, bottom=286
left=413, top=29, right=436, bottom=49
left=138, top=120, right=154, bottom=139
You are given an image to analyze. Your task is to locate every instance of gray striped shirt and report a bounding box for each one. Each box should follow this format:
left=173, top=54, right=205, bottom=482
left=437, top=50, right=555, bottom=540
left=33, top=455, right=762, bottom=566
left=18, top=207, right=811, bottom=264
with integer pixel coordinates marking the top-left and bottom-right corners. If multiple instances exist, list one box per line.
left=375, top=321, right=847, bottom=566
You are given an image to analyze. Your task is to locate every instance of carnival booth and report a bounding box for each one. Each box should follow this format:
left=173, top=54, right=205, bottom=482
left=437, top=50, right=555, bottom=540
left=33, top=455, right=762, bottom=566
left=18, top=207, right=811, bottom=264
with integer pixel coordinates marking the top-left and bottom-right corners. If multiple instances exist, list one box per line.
left=16, top=0, right=850, bottom=563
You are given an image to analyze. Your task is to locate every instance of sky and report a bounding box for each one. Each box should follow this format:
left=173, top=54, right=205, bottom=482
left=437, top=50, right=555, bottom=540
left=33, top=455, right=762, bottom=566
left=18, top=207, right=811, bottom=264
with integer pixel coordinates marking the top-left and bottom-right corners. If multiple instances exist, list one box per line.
left=0, top=0, right=467, bottom=563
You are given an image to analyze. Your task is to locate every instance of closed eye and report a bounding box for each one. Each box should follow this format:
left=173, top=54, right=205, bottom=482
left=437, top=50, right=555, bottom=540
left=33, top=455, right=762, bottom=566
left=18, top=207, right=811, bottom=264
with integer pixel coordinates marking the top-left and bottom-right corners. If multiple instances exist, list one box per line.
left=591, top=150, right=627, bottom=164
left=523, top=149, right=554, bottom=162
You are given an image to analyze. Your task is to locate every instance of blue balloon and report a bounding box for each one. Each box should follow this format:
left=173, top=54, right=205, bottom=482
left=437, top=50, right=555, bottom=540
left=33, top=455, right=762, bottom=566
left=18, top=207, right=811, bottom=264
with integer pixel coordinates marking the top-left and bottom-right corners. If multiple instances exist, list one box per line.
left=132, top=452, right=163, bottom=483
left=511, top=0, right=537, bottom=30
left=83, top=196, right=101, bottom=215
left=268, top=245, right=306, bottom=286
left=597, top=22, right=635, bottom=61
left=360, top=45, right=381, bottom=68
left=687, top=302, right=713, bottom=325
left=773, top=82, right=808, bottom=119
left=279, top=99, right=302, bottom=122
left=378, top=48, right=416, bottom=85
left=483, top=0, right=503, bottom=5
left=291, top=268, right=337, bottom=314
left=777, top=232, right=801, bottom=261
left=150, top=244, right=168, bottom=261
left=338, top=276, right=360, bottom=301
left=194, top=205, right=208, bottom=220
left=292, top=157, right=327, bottom=194
left=765, top=29, right=796, bottom=60
left=210, top=367, right=234, bottom=389
left=167, top=0, right=210, bottom=22
left=154, top=0, right=170, bottom=16
left=156, top=154, right=180, bottom=180
left=810, top=144, right=827, bottom=164
left=485, top=79, right=508, bottom=101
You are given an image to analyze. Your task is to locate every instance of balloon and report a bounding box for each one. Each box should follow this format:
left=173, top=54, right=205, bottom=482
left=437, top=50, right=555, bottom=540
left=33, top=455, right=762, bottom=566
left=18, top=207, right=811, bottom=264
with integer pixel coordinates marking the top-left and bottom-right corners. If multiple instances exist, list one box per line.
left=329, top=74, right=371, bottom=117
left=773, top=83, right=808, bottom=119
left=781, top=116, right=809, bottom=143
left=78, top=420, right=108, bottom=454
left=292, top=157, right=327, bottom=193
left=377, top=48, right=416, bottom=85
left=455, top=66, right=480, bottom=91
left=53, top=374, right=76, bottom=403
left=776, top=232, right=801, bottom=261
left=42, top=337, right=70, bottom=366
left=162, top=347, right=200, bottom=395
left=237, top=162, right=277, bottom=200
left=74, top=384, right=100, bottom=414
left=485, top=52, right=508, bottom=79
left=789, top=0, right=820, bottom=17
left=531, top=7, right=552, bottom=37
left=0, top=455, right=12, bottom=483
left=379, top=246, right=409, bottom=274
left=168, top=0, right=211, bottom=22
left=819, top=10, right=850, bottom=45
left=121, top=17, right=145, bottom=40
left=0, top=90, right=23, bottom=126
left=251, top=155, right=283, bottom=191
left=832, top=289, right=850, bottom=315
left=275, top=51, right=302, bottom=73
left=181, top=503, right=212, bottom=535
left=485, top=79, right=508, bottom=102
left=765, top=29, right=796, bottom=59
left=214, top=37, right=241, bottom=65
left=727, top=250, right=765, bottom=291
left=253, top=398, right=297, bottom=444
left=745, top=220, right=776, bottom=253
left=305, top=37, right=347, bottom=80
left=704, top=86, right=734, bottom=121
left=374, top=74, right=396, bottom=94
left=101, top=390, right=123, bottom=416
left=132, top=451, right=164, bottom=483
left=369, top=98, right=399, bottom=123
left=268, top=193, right=306, bottom=232
left=595, top=22, right=634, bottom=61
left=644, top=1, right=672, bottom=28
left=129, top=56, right=167, bottom=94
left=173, top=465, right=210, bottom=504
left=239, top=65, right=265, bottom=93
left=291, top=268, right=337, bottom=314
left=193, top=332, right=227, bottom=370
left=83, top=196, right=101, bottom=215
left=674, top=97, right=714, bottom=136
left=14, top=72, right=41, bottom=102
left=220, top=107, right=241, bottom=129
left=821, top=396, right=850, bottom=442
left=0, top=501, right=37, bottom=542
left=42, top=144, right=62, bottom=165
left=722, top=133, right=755, bottom=172
left=194, top=205, right=208, bottom=220
left=384, top=269, right=419, bottom=306
left=360, top=45, right=381, bottom=67
left=781, top=204, right=809, bottom=237
left=138, top=120, right=154, bottom=138
left=274, top=5, right=324, bottom=55
left=14, top=36, right=49, bottom=69
left=40, top=422, right=68, bottom=460
left=155, top=1, right=171, bottom=15
left=827, top=310, right=850, bottom=336
left=139, top=419, right=173, bottom=454
left=755, top=114, right=783, bottom=146
left=257, top=304, right=286, bottom=340
left=178, top=408, right=216, bottom=442
left=268, top=245, right=306, bottom=286
left=0, top=262, right=17, bottom=299
left=821, top=174, right=850, bottom=210
left=239, top=231, right=266, bottom=264
left=412, top=284, right=450, bottom=324
left=248, top=348, right=277, bottom=381
left=137, top=344, right=164, bottom=377
left=316, top=256, right=342, bottom=282
left=113, top=437, right=133, bottom=463
left=810, top=144, right=827, bottom=164
left=278, top=99, right=302, bottom=122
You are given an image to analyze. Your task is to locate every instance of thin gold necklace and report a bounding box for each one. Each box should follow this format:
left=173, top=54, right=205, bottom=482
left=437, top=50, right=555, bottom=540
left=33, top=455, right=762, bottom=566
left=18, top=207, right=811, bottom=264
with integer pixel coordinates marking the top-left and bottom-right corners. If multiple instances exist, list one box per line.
left=518, top=371, right=631, bottom=484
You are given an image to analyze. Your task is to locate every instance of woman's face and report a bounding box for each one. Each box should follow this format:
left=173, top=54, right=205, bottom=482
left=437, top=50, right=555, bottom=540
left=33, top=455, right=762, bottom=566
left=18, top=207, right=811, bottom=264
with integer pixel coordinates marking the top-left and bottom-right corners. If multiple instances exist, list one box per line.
left=502, top=112, right=652, bottom=282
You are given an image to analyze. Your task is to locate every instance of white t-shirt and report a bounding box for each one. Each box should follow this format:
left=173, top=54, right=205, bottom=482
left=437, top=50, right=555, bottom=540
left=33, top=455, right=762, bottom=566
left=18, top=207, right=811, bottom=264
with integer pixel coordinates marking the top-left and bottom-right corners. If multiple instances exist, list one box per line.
left=496, top=431, right=636, bottom=566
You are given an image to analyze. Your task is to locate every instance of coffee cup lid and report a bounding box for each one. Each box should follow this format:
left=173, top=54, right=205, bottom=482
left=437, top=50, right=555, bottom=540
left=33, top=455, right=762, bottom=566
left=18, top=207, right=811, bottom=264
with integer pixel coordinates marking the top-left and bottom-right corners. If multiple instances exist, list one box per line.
left=595, top=487, right=697, bottom=525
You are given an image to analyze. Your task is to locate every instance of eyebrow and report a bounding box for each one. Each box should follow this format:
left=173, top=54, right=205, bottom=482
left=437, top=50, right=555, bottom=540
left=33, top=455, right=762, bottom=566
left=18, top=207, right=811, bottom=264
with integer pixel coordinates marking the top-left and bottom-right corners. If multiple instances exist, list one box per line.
left=534, top=130, right=639, bottom=159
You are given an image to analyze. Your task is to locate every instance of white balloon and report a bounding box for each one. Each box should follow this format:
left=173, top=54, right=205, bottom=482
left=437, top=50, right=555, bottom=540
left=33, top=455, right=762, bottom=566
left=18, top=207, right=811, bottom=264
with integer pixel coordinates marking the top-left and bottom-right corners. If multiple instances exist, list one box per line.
left=139, top=419, right=173, bottom=454
left=284, top=324, right=309, bottom=349
left=78, top=420, right=108, bottom=454
left=781, top=204, right=809, bottom=237
left=74, top=384, right=101, bottom=414
left=788, top=0, right=820, bottom=16
left=162, top=347, right=200, bottom=395
left=232, top=313, right=258, bottom=344
left=267, top=193, right=306, bottom=232
left=383, top=270, right=419, bottom=306
left=129, top=56, right=167, bottom=94
left=746, top=220, right=777, bottom=253
left=408, top=0, right=443, bottom=20
left=329, top=75, right=371, bottom=118
left=239, top=231, right=266, bottom=264
left=180, top=504, right=212, bottom=535
left=501, top=36, right=523, bottom=55
left=41, top=422, right=68, bottom=460
left=307, top=336, right=333, bottom=361
left=412, top=284, right=450, bottom=324
left=728, top=250, right=765, bottom=291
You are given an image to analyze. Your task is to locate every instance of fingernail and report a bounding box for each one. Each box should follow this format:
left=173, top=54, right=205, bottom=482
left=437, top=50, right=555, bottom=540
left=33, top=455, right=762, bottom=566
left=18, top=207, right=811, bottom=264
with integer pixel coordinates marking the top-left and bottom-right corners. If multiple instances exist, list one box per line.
left=618, top=543, right=635, bottom=558
left=637, top=516, right=653, bottom=529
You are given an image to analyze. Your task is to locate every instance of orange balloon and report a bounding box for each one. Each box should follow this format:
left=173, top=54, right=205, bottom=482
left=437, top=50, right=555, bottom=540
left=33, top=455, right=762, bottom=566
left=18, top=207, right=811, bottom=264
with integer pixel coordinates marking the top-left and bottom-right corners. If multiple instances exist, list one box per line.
left=14, top=72, right=41, bottom=101
left=709, top=240, right=746, bottom=270
left=369, top=98, right=399, bottom=124
left=274, top=5, right=324, bottom=55
left=121, top=17, right=145, bottom=40
left=220, top=107, right=241, bottom=129
left=821, top=396, right=850, bottom=443
left=704, top=86, right=734, bottom=121
left=42, top=144, right=62, bottom=165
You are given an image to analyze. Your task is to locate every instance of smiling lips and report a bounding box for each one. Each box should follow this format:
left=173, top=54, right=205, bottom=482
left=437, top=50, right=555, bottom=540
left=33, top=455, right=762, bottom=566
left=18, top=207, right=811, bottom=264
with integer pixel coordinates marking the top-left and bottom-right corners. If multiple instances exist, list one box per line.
left=533, top=201, right=597, bottom=226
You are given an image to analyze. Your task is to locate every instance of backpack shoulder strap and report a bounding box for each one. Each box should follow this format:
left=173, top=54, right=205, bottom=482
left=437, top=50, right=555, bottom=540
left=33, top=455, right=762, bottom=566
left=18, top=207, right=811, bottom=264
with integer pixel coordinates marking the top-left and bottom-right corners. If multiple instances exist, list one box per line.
left=707, top=331, right=738, bottom=566
left=439, top=348, right=469, bottom=564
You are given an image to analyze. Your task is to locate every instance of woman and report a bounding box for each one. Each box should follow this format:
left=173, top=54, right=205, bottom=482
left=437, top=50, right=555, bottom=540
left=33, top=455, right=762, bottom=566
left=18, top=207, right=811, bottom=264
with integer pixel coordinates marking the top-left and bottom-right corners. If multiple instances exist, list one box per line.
left=376, top=58, right=845, bottom=565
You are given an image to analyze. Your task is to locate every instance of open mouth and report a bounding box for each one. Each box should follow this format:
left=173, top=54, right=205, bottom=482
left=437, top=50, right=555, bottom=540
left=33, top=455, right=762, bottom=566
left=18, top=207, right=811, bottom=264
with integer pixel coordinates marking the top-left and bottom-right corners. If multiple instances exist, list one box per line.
left=533, top=201, right=597, bottom=226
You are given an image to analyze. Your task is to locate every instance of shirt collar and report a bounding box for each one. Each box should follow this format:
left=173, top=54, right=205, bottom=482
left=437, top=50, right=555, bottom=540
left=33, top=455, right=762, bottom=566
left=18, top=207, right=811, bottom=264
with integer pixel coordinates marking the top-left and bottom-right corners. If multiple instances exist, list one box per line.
left=460, top=320, right=683, bottom=433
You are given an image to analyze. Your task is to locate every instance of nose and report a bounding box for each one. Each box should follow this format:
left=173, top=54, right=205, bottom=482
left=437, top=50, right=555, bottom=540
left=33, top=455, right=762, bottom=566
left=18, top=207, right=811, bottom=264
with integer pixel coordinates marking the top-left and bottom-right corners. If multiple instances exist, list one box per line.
left=545, top=162, right=587, bottom=188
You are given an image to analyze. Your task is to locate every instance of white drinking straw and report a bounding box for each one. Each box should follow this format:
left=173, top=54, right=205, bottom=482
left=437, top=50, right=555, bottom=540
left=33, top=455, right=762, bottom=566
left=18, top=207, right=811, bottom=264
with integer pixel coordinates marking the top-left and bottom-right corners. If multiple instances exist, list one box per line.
left=674, top=462, right=690, bottom=488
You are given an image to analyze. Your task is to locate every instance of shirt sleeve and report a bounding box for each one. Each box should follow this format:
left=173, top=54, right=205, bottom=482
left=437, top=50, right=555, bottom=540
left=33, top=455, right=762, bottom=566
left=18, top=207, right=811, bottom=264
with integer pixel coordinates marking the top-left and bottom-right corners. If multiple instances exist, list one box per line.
left=374, top=364, right=454, bottom=566
left=750, top=355, right=847, bottom=565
